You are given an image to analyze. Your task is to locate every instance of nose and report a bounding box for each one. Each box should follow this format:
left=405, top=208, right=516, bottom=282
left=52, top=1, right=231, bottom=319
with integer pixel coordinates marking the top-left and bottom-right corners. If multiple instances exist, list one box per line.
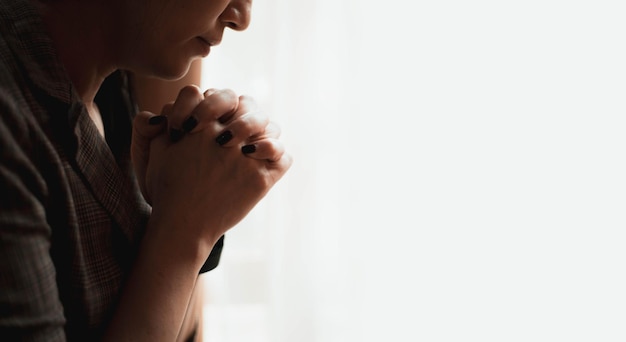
left=220, top=1, right=252, bottom=31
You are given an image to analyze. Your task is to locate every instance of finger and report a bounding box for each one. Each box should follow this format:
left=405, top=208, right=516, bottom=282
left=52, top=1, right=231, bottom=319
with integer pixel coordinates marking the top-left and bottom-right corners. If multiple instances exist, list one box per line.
left=263, top=122, right=282, bottom=139
left=131, top=110, right=168, bottom=197
left=133, top=110, right=168, bottom=143
left=203, top=88, right=217, bottom=97
left=249, top=121, right=281, bottom=141
left=216, top=111, right=269, bottom=147
left=219, top=95, right=258, bottom=124
left=185, top=89, right=240, bottom=134
left=266, top=151, right=293, bottom=184
left=241, top=138, right=285, bottom=162
left=168, top=85, right=204, bottom=139
left=160, top=102, right=174, bottom=117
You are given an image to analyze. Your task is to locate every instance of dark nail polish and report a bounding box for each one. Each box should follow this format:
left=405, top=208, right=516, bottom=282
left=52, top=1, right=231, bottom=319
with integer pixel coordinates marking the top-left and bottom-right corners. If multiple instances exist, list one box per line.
left=182, top=115, right=198, bottom=133
left=241, top=144, right=257, bottom=154
left=170, top=128, right=184, bottom=143
left=149, top=115, right=166, bottom=125
left=215, top=130, right=233, bottom=146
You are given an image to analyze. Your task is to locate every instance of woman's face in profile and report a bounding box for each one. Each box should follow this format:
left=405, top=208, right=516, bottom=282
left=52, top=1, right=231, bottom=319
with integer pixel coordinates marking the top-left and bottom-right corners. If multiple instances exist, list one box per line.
left=118, top=0, right=251, bottom=79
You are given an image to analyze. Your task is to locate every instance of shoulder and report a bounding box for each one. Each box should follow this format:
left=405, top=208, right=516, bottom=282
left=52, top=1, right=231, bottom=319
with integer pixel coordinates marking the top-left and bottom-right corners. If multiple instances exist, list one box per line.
left=0, top=41, right=57, bottom=187
left=0, top=55, right=36, bottom=149
left=0, top=32, right=65, bottom=153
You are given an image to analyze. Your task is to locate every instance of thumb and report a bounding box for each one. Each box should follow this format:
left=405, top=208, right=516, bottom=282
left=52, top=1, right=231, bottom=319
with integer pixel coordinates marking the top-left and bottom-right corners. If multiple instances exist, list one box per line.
left=131, top=110, right=168, bottom=201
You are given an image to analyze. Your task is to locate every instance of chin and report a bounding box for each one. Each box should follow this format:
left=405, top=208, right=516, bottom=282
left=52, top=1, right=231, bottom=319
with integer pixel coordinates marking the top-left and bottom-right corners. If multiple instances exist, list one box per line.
left=157, top=63, right=193, bottom=81
left=136, top=57, right=196, bottom=81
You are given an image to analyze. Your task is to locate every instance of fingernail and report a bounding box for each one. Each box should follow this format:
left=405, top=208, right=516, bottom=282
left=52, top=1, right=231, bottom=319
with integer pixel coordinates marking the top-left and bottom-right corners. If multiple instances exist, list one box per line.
left=241, top=144, right=257, bottom=154
left=149, top=115, right=167, bottom=125
left=170, top=128, right=184, bottom=143
left=182, top=115, right=198, bottom=133
left=215, top=130, right=233, bottom=145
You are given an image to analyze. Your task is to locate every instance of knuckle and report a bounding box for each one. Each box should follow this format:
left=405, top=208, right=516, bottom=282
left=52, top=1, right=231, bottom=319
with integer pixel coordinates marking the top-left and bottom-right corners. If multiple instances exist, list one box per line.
left=230, top=115, right=254, bottom=135
left=221, top=88, right=238, bottom=98
left=204, top=90, right=239, bottom=118
left=212, top=89, right=238, bottom=104
left=242, top=114, right=258, bottom=130
left=194, top=98, right=216, bottom=118
left=248, top=111, right=269, bottom=127
left=258, top=112, right=270, bottom=125
left=270, top=121, right=281, bottom=131
left=133, top=110, right=148, bottom=124
left=246, top=116, right=268, bottom=136
left=160, top=103, right=174, bottom=116
left=178, top=84, right=202, bottom=98
left=203, top=88, right=217, bottom=97
left=238, top=95, right=257, bottom=106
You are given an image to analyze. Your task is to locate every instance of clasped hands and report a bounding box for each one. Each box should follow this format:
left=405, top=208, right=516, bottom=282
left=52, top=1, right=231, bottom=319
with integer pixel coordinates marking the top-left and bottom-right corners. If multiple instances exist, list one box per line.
left=131, top=85, right=292, bottom=248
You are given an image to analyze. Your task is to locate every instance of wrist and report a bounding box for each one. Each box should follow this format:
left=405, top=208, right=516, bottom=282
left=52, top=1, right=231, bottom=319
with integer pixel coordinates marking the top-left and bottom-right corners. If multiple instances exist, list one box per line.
left=145, top=212, right=219, bottom=272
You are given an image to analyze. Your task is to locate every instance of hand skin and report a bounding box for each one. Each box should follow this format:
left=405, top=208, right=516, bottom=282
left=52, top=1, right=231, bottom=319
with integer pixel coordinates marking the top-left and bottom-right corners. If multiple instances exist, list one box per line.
left=131, top=65, right=204, bottom=342
left=113, top=87, right=291, bottom=342
left=132, top=85, right=279, bottom=203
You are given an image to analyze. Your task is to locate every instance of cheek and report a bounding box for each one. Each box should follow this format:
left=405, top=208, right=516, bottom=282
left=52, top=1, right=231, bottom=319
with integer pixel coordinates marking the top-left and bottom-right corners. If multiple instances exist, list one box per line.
left=120, top=8, right=216, bottom=77
left=172, top=2, right=226, bottom=36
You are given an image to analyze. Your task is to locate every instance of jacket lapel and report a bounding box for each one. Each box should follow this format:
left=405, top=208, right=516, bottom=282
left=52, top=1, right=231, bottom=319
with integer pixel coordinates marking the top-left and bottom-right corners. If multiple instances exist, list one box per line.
left=72, top=106, right=148, bottom=243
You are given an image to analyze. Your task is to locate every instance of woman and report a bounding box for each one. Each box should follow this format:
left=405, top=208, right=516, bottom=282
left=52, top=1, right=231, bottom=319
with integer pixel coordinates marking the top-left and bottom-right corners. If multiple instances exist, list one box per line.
left=0, top=0, right=291, bottom=341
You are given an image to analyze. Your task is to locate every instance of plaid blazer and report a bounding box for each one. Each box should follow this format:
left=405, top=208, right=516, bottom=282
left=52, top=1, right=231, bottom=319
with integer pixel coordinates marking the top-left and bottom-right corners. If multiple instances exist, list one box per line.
left=0, top=1, right=222, bottom=340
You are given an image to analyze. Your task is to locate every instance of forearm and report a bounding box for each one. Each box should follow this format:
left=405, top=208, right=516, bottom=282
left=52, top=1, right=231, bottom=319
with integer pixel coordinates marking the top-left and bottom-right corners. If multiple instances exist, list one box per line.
left=103, top=217, right=215, bottom=342
left=120, top=60, right=210, bottom=341
left=177, top=276, right=205, bottom=342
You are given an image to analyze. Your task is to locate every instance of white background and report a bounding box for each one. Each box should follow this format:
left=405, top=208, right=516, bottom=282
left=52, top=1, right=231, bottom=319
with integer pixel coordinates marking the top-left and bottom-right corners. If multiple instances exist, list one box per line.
left=201, top=1, right=626, bottom=341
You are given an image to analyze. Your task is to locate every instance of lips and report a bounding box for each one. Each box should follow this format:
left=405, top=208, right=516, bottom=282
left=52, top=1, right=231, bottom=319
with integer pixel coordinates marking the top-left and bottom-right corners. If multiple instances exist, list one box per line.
left=197, top=36, right=212, bottom=46
left=196, top=37, right=212, bottom=57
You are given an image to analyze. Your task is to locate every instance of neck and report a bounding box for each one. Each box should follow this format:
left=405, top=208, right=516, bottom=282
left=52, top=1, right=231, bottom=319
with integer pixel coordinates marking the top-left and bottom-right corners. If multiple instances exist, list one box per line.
left=36, top=0, right=119, bottom=105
